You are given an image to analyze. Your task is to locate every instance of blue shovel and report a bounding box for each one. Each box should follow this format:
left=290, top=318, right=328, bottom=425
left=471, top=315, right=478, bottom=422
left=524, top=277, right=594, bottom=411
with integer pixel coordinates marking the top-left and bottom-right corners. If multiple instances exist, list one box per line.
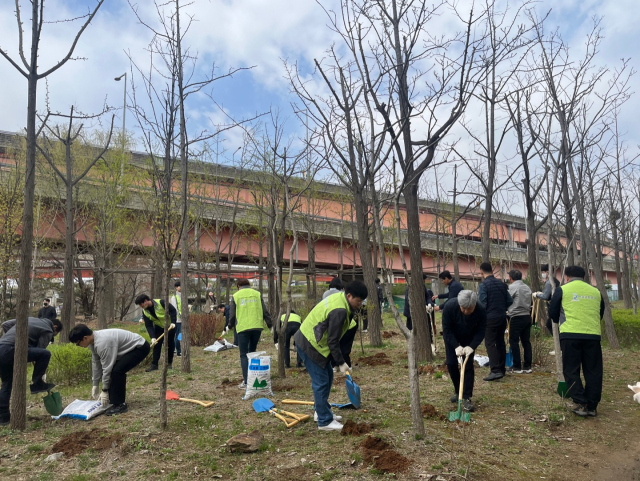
left=345, top=370, right=361, bottom=408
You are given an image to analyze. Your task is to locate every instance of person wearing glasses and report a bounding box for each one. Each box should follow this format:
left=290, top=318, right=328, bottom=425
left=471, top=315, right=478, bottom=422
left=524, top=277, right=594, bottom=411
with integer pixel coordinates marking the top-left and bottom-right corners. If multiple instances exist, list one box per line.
left=68, top=324, right=150, bottom=416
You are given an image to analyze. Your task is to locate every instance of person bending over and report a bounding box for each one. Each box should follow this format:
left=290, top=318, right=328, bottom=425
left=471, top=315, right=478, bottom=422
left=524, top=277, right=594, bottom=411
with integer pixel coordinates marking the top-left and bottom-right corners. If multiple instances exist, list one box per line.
left=135, top=294, right=177, bottom=372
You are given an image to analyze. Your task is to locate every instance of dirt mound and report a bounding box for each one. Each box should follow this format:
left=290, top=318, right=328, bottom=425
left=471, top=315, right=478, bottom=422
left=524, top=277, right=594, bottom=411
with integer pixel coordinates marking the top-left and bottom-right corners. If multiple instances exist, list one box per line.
left=357, top=352, right=392, bottom=366
left=272, top=384, right=295, bottom=392
left=418, top=365, right=435, bottom=375
left=219, top=378, right=243, bottom=388
left=382, top=331, right=399, bottom=339
left=359, top=435, right=411, bottom=473
left=341, top=420, right=374, bottom=436
left=421, top=404, right=446, bottom=420
left=51, top=429, right=123, bottom=457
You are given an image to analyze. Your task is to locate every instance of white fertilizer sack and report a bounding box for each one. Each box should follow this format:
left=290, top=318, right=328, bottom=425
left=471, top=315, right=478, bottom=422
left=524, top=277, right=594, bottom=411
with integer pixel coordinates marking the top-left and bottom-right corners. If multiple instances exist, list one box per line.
left=474, top=355, right=490, bottom=367
left=52, top=399, right=111, bottom=420
left=243, top=351, right=273, bottom=400
left=204, top=339, right=237, bottom=352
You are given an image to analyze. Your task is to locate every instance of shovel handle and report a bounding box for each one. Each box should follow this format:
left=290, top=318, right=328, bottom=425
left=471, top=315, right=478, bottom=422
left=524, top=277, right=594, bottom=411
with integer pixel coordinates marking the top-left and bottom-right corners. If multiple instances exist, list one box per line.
left=150, top=324, right=175, bottom=347
left=282, top=399, right=314, bottom=405
left=457, top=355, right=470, bottom=401
left=178, top=398, right=215, bottom=408
left=270, top=409, right=299, bottom=428
left=275, top=409, right=310, bottom=421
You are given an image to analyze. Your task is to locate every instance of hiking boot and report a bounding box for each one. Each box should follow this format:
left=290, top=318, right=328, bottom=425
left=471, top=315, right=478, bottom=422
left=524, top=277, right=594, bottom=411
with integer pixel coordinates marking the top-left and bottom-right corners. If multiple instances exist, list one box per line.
left=587, top=408, right=597, bottom=417
left=314, top=412, right=342, bottom=422
left=318, top=420, right=343, bottom=431
left=571, top=403, right=588, bottom=417
left=450, top=394, right=458, bottom=403
left=462, top=399, right=475, bottom=412
left=145, top=364, right=159, bottom=372
left=30, top=381, right=56, bottom=394
left=105, top=403, right=128, bottom=416
left=483, top=372, right=504, bottom=382
left=237, top=381, right=247, bottom=390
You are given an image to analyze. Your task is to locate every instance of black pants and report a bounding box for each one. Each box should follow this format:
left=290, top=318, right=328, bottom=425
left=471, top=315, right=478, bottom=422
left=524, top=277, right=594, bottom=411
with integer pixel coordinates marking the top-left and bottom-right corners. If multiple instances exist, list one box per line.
left=0, top=344, right=51, bottom=417
left=110, top=342, right=150, bottom=405
left=151, top=324, right=175, bottom=367
left=238, top=329, right=262, bottom=383
left=485, top=317, right=507, bottom=375
left=446, top=346, right=475, bottom=400
left=509, top=315, right=532, bottom=370
left=274, top=322, right=302, bottom=368
left=406, top=315, right=434, bottom=339
left=560, top=339, right=603, bottom=410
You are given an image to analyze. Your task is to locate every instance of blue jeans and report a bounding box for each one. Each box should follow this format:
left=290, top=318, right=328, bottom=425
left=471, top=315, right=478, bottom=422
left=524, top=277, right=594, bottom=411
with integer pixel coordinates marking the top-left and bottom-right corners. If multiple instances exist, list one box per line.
left=237, top=330, right=262, bottom=384
left=175, top=323, right=182, bottom=355
left=296, top=345, right=334, bottom=427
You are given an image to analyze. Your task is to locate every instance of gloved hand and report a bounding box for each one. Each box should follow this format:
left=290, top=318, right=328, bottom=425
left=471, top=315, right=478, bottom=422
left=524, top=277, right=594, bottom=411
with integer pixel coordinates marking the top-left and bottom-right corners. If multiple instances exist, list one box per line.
left=151, top=338, right=157, bottom=345
left=223, top=326, right=230, bottom=335
left=339, top=363, right=350, bottom=374
left=533, top=292, right=542, bottom=298
left=426, top=305, right=433, bottom=314
left=462, top=346, right=474, bottom=356
left=455, top=346, right=464, bottom=357
left=91, top=385, right=100, bottom=399
left=99, top=390, right=109, bottom=406
left=138, top=319, right=145, bottom=324
left=42, top=374, right=46, bottom=382
left=274, top=343, right=279, bottom=350
left=170, top=323, right=175, bottom=330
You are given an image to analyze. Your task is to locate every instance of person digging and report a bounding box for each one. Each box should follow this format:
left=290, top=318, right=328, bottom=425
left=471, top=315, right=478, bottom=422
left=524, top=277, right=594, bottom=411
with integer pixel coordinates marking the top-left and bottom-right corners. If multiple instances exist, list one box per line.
left=273, top=309, right=303, bottom=369
left=0, top=317, right=62, bottom=425
left=294, top=280, right=368, bottom=431
left=135, top=294, right=177, bottom=372
left=442, top=290, right=487, bottom=413
left=69, top=324, right=150, bottom=416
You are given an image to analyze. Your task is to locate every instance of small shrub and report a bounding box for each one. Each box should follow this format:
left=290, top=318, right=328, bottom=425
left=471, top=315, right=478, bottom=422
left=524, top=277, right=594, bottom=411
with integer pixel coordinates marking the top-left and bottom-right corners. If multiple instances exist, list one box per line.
left=47, top=343, right=92, bottom=385
left=609, top=309, right=640, bottom=348
left=189, top=313, right=226, bottom=347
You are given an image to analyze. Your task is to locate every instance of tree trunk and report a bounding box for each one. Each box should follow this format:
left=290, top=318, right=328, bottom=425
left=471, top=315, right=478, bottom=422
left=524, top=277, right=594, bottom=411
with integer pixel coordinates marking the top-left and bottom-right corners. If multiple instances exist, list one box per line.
left=402, top=180, right=432, bottom=363
left=611, top=219, right=622, bottom=300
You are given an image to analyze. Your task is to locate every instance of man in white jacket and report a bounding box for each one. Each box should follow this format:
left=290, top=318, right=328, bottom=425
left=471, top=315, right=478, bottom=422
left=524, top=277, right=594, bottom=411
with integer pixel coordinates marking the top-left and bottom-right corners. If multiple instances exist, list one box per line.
left=69, top=324, right=150, bottom=416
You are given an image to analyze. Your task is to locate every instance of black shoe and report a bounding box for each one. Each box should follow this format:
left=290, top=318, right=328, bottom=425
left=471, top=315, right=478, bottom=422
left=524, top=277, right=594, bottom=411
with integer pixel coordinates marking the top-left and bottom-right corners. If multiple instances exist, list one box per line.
left=587, top=408, right=597, bottom=417
left=450, top=394, right=458, bottom=403
left=168, top=364, right=173, bottom=370
left=462, top=399, right=475, bottom=412
left=105, top=403, right=128, bottom=416
left=571, top=403, right=588, bottom=417
left=145, top=364, right=159, bottom=372
left=30, top=381, right=56, bottom=394
left=483, top=372, right=504, bottom=382
left=176, top=352, right=182, bottom=357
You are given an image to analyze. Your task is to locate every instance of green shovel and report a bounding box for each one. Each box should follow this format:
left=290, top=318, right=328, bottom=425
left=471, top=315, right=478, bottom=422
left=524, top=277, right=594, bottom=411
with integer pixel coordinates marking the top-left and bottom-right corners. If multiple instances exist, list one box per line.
left=43, top=391, right=63, bottom=416
left=449, top=355, right=471, bottom=423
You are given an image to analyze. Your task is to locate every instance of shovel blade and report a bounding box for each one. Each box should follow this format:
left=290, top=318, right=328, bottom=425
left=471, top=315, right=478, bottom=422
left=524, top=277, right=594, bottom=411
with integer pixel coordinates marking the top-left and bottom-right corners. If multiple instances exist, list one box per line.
left=505, top=349, right=513, bottom=368
left=557, top=381, right=569, bottom=398
left=345, top=374, right=361, bottom=409
left=448, top=400, right=463, bottom=422
left=460, top=411, right=471, bottom=423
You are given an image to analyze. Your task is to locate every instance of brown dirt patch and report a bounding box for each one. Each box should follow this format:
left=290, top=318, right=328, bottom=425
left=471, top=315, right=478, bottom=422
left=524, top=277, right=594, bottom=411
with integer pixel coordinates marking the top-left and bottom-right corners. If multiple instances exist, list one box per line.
left=359, top=435, right=411, bottom=473
left=341, top=419, right=374, bottom=436
left=382, top=331, right=399, bottom=339
left=51, top=428, right=123, bottom=457
left=277, top=466, right=314, bottom=480
left=356, top=352, right=392, bottom=366
left=219, top=378, right=243, bottom=388
left=421, top=403, right=446, bottom=420
left=271, top=384, right=296, bottom=392
left=418, top=365, right=435, bottom=375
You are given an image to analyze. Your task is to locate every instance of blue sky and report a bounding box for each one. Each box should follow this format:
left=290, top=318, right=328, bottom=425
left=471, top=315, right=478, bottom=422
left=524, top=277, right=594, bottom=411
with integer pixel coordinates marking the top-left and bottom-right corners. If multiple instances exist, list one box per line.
left=0, top=0, right=638, bottom=213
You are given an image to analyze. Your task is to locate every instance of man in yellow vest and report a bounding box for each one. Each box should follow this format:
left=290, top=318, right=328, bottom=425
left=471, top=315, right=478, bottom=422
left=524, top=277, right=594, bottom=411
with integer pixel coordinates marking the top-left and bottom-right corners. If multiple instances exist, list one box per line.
left=226, top=279, right=272, bottom=389
left=294, top=280, right=368, bottom=431
left=273, top=309, right=303, bottom=369
left=549, top=266, right=605, bottom=417
left=170, top=281, right=183, bottom=358
left=135, top=294, right=177, bottom=372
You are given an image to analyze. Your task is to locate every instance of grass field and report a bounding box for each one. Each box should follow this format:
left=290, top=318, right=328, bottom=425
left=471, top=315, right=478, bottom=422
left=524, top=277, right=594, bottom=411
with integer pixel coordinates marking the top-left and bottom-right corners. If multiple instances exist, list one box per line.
left=1, top=311, right=639, bottom=480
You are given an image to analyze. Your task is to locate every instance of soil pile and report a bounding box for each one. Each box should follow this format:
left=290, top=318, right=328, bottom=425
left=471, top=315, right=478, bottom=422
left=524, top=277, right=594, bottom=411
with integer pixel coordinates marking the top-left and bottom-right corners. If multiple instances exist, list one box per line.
left=382, top=331, right=399, bottom=339
left=360, top=436, right=411, bottom=473
left=418, top=365, right=435, bottom=375
left=341, top=420, right=374, bottom=436
left=51, top=429, right=122, bottom=457
left=357, top=353, right=392, bottom=366
left=421, top=404, right=446, bottom=420
left=219, top=378, right=243, bottom=388
left=272, top=384, right=295, bottom=392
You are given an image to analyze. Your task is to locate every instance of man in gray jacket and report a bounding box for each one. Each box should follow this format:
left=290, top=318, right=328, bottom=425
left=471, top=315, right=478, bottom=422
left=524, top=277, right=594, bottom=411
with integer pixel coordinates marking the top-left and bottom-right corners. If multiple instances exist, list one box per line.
left=0, top=317, right=61, bottom=425
left=507, top=270, right=533, bottom=373
left=69, top=324, right=150, bottom=416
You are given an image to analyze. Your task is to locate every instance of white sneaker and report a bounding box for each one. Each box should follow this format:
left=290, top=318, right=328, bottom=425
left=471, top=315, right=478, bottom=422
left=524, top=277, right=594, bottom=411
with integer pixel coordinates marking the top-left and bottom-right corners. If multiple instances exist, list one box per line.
left=362, top=329, right=368, bottom=333
left=524, top=369, right=532, bottom=374
left=513, top=369, right=524, bottom=374
left=318, top=420, right=343, bottom=431
left=237, top=381, right=247, bottom=390
left=314, top=412, right=342, bottom=422
left=549, top=351, right=555, bottom=356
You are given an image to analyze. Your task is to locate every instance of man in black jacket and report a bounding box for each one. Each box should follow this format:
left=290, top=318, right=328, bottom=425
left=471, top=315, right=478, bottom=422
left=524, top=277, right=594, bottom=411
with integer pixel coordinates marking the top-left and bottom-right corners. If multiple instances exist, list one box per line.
left=403, top=274, right=435, bottom=333
left=442, top=290, right=486, bottom=412
left=135, top=294, right=178, bottom=372
left=37, top=299, right=57, bottom=321
left=0, top=317, right=61, bottom=425
left=478, top=262, right=513, bottom=381
left=433, top=271, right=463, bottom=311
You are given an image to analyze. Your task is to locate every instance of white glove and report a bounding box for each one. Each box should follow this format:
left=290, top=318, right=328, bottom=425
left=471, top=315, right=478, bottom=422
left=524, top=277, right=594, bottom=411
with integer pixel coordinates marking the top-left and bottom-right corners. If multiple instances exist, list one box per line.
left=139, top=318, right=145, bottom=324
left=99, top=390, right=109, bottom=406
left=170, top=323, right=176, bottom=330
left=533, top=292, right=542, bottom=298
left=339, top=363, right=349, bottom=374
left=455, top=346, right=464, bottom=357
left=462, top=346, right=474, bottom=356
left=426, top=305, right=433, bottom=314
left=223, top=326, right=230, bottom=335
left=274, top=343, right=279, bottom=350
left=42, top=374, right=46, bottom=382
left=151, top=338, right=156, bottom=345
left=92, top=386, right=100, bottom=399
